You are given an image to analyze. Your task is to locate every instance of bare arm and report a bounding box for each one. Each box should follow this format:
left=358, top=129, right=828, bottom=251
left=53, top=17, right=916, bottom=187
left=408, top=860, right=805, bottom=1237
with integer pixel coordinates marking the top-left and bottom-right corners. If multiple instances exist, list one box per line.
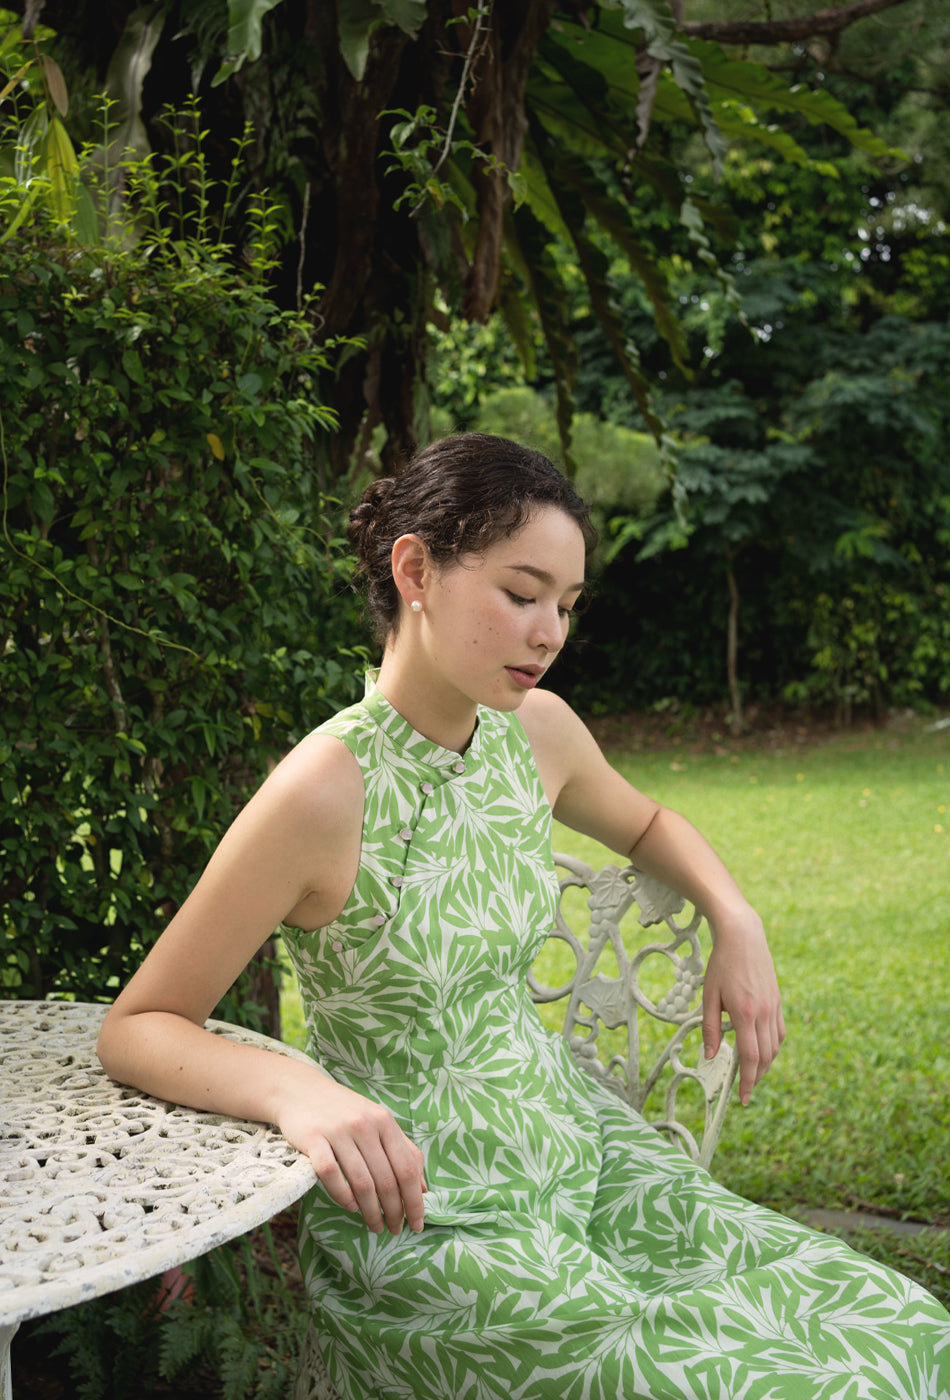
left=519, top=689, right=785, bottom=1104
left=97, top=733, right=426, bottom=1234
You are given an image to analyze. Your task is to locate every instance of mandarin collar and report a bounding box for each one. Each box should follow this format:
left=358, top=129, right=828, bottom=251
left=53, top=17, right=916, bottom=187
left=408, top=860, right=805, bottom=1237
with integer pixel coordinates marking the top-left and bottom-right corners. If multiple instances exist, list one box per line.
left=362, top=674, right=484, bottom=771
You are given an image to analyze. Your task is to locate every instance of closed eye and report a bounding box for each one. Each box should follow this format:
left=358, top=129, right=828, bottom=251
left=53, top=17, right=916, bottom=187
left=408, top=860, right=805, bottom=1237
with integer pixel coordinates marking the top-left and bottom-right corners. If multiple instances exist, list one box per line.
left=506, top=590, right=576, bottom=621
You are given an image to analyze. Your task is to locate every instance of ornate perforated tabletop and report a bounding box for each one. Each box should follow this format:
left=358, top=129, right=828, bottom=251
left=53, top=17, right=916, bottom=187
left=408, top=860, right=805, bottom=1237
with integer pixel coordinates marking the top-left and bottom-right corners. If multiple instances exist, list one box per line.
left=0, top=1000, right=317, bottom=1399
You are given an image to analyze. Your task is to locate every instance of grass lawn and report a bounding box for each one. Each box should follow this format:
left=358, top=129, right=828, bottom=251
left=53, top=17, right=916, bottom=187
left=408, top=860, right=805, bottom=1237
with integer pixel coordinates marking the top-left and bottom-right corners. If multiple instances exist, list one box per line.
left=597, top=716, right=949, bottom=1217
left=279, top=709, right=950, bottom=1303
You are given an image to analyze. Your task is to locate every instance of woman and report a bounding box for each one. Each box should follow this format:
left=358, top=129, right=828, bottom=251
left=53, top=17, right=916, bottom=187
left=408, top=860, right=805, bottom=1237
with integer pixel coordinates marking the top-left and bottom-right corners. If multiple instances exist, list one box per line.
left=99, top=434, right=949, bottom=1399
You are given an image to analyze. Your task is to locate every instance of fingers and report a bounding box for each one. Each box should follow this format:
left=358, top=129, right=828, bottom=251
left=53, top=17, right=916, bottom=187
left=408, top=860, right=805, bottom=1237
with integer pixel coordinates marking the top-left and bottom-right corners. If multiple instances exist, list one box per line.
left=701, top=917, right=785, bottom=1106
left=702, top=992, right=723, bottom=1064
left=732, top=1017, right=761, bottom=1107
left=380, top=1125, right=427, bottom=1233
left=703, top=976, right=785, bottom=1106
left=304, top=1105, right=427, bottom=1236
left=307, top=1140, right=362, bottom=1216
left=730, top=999, right=785, bottom=1105
left=704, top=990, right=762, bottom=1105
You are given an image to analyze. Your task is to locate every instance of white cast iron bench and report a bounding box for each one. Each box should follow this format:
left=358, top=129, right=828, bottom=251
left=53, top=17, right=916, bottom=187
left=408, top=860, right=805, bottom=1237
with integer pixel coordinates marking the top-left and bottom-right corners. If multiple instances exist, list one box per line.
left=294, top=854, right=738, bottom=1400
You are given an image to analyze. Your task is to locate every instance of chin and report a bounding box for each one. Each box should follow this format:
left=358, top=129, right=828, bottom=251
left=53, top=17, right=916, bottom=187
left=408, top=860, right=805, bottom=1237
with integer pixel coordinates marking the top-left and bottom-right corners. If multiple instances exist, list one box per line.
left=482, top=687, right=529, bottom=713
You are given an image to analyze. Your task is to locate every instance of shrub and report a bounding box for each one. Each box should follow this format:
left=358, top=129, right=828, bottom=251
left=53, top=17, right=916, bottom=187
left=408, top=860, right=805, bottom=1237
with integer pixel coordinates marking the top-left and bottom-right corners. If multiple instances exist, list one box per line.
left=0, top=227, right=364, bottom=1006
left=454, top=384, right=665, bottom=522
left=785, top=580, right=950, bottom=724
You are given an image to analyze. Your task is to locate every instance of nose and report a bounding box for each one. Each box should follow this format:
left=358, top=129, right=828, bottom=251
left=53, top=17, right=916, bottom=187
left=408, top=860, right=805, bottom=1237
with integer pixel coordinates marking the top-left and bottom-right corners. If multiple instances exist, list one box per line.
left=530, top=604, right=567, bottom=655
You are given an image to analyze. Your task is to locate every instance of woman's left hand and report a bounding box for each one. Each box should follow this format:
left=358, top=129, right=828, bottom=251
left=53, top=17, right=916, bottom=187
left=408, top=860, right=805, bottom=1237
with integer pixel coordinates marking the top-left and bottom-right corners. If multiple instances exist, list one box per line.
left=701, top=909, right=785, bottom=1105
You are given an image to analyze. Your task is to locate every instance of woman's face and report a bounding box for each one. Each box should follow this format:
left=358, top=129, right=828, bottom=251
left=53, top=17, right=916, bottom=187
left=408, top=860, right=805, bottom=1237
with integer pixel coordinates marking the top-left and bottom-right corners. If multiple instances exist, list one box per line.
left=415, top=505, right=587, bottom=713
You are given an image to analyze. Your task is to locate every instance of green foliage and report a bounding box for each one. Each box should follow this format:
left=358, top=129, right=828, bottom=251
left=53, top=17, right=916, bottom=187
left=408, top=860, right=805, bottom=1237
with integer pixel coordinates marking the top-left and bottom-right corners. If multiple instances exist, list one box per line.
left=11, top=6, right=943, bottom=723
left=215, top=1, right=288, bottom=87
left=682, top=37, right=904, bottom=166
left=34, top=1276, right=167, bottom=1400
left=0, top=22, right=88, bottom=241
left=0, top=118, right=364, bottom=1005
left=383, top=101, right=522, bottom=219
left=787, top=582, right=950, bottom=723
left=427, top=301, right=528, bottom=423
left=160, top=1226, right=306, bottom=1400
left=213, top=0, right=431, bottom=86
left=531, top=11, right=950, bottom=715
left=564, top=232, right=950, bottom=715
left=608, top=397, right=814, bottom=563
left=447, top=384, right=665, bottom=528
left=335, top=0, right=429, bottom=83
left=99, top=0, right=905, bottom=465
left=505, top=7, right=896, bottom=451
left=34, top=1221, right=308, bottom=1399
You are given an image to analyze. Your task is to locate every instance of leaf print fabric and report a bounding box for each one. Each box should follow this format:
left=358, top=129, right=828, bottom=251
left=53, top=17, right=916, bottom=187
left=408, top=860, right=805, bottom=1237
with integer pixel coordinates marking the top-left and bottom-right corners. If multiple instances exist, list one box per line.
left=283, top=691, right=950, bottom=1400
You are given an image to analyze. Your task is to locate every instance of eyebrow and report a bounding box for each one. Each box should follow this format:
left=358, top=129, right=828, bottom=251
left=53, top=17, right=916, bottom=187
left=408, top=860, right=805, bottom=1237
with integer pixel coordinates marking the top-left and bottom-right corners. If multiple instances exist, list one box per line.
left=506, top=564, right=586, bottom=593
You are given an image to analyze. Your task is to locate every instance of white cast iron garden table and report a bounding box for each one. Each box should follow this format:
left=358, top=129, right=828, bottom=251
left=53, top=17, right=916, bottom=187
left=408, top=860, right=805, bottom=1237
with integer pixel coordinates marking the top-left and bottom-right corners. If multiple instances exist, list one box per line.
left=0, top=999, right=318, bottom=1400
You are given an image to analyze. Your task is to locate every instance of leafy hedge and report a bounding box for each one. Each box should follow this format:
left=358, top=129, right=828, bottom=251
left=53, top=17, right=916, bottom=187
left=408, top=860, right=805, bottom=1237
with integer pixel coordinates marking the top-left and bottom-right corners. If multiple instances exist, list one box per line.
left=0, top=236, right=364, bottom=1004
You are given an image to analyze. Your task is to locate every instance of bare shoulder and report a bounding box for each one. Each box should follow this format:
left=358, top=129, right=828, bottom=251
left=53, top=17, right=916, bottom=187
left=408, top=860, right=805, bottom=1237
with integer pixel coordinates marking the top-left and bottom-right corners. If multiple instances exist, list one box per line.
left=517, top=687, right=586, bottom=749
left=180, top=728, right=366, bottom=937
left=517, top=689, right=659, bottom=855
left=518, top=684, right=574, bottom=727
left=515, top=688, right=601, bottom=805
left=105, top=730, right=366, bottom=1026
left=258, top=729, right=364, bottom=827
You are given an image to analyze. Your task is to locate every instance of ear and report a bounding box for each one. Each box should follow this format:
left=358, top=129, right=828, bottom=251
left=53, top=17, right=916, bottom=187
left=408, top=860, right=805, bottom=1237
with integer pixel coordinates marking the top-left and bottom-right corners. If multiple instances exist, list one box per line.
left=391, top=534, right=430, bottom=610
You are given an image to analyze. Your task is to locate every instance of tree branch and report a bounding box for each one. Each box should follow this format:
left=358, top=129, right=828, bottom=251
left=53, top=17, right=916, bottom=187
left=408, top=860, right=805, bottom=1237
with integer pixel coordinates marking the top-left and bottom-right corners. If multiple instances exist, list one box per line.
left=679, top=0, right=913, bottom=47
left=429, top=0, right=491, bottom=181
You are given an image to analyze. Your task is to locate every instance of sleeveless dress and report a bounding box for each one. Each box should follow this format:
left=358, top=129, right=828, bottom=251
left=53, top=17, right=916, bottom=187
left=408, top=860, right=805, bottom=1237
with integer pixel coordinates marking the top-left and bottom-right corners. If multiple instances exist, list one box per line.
left=282, top=689, right=950, bottom=1400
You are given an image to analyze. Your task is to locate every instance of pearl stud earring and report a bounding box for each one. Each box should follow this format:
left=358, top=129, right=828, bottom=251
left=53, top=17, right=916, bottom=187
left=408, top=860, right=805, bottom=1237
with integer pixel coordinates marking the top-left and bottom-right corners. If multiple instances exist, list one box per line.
left=410, top=600, right=422, bottom=613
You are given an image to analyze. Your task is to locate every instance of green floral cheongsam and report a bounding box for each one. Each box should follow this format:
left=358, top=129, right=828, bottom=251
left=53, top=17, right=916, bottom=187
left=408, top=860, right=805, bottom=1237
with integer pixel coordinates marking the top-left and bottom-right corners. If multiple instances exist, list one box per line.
left=282, top=689, right=950, bottom=1400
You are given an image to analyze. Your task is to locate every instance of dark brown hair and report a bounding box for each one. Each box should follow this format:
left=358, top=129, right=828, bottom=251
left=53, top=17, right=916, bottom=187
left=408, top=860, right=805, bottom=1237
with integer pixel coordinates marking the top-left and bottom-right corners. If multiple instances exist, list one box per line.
left=347, top=433, right=597, bottom=640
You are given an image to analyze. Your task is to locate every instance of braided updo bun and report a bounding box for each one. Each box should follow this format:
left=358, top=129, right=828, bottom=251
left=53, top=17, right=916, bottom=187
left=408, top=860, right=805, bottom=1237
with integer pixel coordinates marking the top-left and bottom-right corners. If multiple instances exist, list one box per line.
left=347, top=433, right=596, bottom=642
left=346, top=476, right=400, bottom=638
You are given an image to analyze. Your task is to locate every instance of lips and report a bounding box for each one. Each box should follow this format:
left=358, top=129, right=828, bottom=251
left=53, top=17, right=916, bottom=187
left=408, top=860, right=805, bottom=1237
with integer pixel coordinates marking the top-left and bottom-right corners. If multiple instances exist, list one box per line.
left=505, top=665, right=543, bottom=690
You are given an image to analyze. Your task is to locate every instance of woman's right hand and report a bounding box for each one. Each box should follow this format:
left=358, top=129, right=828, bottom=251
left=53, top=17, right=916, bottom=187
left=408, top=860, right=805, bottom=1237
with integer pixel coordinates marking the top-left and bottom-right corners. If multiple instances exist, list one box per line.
left=278, top=1079, right=427, bottom=1235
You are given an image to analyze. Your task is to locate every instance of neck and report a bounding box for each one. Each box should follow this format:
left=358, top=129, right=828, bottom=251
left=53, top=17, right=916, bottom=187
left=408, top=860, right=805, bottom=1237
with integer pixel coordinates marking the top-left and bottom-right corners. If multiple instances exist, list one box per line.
left=374, top=650, right=477, bottom=754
